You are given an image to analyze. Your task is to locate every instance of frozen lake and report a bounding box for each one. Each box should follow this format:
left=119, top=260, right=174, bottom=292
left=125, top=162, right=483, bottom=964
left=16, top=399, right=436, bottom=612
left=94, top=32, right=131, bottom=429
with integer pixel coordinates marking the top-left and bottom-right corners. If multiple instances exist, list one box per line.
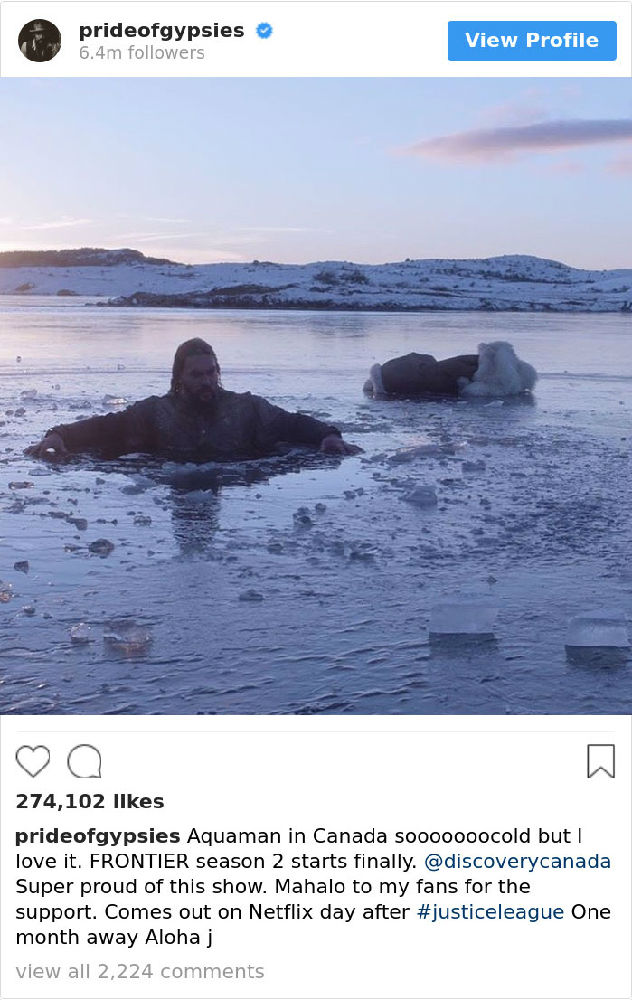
left=0, top=299, right=630, bottom=714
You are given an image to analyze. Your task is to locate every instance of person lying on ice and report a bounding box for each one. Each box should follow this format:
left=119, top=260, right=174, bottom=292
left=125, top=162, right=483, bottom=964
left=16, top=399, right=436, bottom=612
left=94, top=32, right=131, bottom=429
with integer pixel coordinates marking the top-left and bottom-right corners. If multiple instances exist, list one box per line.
left=363, top=341, right=537, bottom=399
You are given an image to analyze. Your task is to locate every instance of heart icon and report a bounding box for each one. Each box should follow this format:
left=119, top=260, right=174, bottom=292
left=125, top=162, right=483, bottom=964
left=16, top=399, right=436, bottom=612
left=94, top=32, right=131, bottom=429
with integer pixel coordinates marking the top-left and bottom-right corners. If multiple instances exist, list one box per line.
left=16, top=745, right=50, bottom=778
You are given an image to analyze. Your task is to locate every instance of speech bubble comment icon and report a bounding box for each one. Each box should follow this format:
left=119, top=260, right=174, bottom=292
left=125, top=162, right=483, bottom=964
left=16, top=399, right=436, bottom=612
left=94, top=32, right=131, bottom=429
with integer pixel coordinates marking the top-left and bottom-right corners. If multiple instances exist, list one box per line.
left=67, top=744, right=102, bottom=778
left=16, top=745, right=50, bottom=777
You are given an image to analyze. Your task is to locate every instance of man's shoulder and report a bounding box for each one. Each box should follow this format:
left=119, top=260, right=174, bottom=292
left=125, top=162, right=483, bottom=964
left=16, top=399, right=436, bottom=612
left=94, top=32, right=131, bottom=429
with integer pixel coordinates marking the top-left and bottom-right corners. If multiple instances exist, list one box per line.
left=218, top=389, right=251, bottom=400
left=217, top=389, right=257, bottom=408
left=215, top=391, right=281, bottom=423
left=116, top=394, right=174, bottom=424
left=133, top=393, right=172, bottom=411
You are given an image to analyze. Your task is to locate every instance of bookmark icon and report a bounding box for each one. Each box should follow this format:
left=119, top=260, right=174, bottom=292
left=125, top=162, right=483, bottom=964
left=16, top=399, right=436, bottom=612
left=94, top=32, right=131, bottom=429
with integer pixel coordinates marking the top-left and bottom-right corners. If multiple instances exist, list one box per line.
left=587, top=744, right=615, bottom=778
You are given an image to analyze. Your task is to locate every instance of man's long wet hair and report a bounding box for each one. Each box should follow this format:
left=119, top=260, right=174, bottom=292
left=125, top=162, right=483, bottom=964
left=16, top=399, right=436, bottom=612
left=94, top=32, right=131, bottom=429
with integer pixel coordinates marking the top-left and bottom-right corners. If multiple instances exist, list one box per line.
left=170, top=338, right=222, bottom=393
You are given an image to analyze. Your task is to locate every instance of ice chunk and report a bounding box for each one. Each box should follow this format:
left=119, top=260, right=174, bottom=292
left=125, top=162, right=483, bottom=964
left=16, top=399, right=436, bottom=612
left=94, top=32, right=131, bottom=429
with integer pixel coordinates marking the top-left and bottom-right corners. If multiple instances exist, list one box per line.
left=70, top=623, right=93, bottom=644
left=104, top=623, right=152, bottom=655
left=89, top=538, right=115, bottom=556
left=565, top=612, right=629, bottom=649
left=68, top=517, right=88, bottom=531
left=390, top=445, right=446, bottom=464
left=430, top=596, right=498, bottom=636
left=239, top=590, right=264, bottom=602
left=403, top=485, right=438, bottom=508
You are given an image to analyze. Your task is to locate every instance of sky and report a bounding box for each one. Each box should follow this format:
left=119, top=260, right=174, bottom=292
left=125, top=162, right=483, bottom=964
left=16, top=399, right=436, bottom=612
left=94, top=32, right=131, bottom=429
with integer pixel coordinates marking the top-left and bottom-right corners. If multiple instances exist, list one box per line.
left=1, top=77, right=632, bottom=268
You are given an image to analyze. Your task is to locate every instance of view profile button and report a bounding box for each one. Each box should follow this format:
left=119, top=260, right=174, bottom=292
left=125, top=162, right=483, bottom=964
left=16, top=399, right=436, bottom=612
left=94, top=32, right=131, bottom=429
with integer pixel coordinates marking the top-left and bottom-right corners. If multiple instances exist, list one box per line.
left=448, top=22, right=617, bottom=61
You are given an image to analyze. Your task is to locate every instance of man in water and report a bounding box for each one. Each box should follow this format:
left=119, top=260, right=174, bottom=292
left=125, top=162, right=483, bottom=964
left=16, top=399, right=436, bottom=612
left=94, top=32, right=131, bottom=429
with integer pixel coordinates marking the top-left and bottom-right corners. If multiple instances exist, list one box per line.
left=25, top=338, right=360, bottom=461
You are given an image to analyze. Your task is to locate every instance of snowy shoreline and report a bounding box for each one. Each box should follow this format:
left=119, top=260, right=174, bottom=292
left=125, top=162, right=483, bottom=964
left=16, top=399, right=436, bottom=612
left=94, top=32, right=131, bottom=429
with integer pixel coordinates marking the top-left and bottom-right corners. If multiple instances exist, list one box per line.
left=1, top=248, right=631, bottom=313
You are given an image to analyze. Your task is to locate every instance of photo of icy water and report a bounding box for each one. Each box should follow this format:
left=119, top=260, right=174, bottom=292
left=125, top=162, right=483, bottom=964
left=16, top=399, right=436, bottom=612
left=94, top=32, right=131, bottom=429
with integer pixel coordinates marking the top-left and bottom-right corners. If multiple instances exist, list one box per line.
left=0, top=299, right=630, bottom=714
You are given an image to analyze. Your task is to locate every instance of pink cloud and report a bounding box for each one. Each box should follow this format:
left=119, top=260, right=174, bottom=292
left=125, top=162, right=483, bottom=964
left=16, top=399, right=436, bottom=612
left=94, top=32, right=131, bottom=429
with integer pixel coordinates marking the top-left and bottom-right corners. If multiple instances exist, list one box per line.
left=402, top=119, right=632, bottom=163
left=607, top=156, right=632, bottom=175
left=546, top=160, right=584, bottom=174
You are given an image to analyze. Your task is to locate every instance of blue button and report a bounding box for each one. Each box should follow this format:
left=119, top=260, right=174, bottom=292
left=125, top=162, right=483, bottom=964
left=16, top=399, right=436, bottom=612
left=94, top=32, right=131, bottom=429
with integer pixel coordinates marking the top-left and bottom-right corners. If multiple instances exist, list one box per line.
left=448, top=21, right=617, bottom=60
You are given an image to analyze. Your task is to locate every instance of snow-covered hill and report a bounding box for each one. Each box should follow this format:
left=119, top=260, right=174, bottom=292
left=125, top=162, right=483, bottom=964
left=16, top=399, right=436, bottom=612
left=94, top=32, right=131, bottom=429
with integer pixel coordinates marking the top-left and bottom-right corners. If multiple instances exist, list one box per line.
left=1, top=248, right=631, bottom=312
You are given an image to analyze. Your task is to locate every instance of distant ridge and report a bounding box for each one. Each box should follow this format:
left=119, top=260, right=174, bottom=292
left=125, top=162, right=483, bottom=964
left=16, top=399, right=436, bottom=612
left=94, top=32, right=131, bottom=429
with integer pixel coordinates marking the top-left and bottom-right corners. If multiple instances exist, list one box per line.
left=1, top=250, right=631, bottom=312
left=0, top=248, right=177, bottom=268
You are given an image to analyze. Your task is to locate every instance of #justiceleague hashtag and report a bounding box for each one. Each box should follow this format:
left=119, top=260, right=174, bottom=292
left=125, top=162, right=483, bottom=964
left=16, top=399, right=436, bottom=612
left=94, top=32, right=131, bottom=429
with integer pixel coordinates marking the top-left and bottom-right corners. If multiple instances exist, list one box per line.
left=417, top=903, right=564, bottom=922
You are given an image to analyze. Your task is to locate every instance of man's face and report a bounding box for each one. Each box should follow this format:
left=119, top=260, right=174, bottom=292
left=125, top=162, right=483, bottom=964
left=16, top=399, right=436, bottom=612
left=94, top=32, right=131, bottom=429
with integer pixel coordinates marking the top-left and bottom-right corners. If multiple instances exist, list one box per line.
left=180, top=354, right=220, bottom=404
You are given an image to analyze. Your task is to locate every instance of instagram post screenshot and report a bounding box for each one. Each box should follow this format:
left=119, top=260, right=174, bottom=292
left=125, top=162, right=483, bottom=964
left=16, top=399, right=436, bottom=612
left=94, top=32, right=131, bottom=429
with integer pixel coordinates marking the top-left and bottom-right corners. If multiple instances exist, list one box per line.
left=0, top=2, right=630, bottom=998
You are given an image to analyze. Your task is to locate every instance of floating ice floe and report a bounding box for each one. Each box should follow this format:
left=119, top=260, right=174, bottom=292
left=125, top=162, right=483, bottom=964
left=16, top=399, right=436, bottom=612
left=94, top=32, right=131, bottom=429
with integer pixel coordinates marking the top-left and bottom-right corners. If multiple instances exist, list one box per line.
left=88, top=538, right=115, bottom=556
left=104, top=624, right=152, bottom=655
left=403, top=485, right=438, bottom=508
left=68, top=517, right=88, bottom=531
left=389, top=444, right=450, bottom=464
left=565, top=612, right=629, bottom=649
left=293, top=509, right=313, bottom=528
left=70, top=623, right=93, bottom=644
left=239, top=590, right=264, bottom=602
left=430, top=595, right=498, bottom=637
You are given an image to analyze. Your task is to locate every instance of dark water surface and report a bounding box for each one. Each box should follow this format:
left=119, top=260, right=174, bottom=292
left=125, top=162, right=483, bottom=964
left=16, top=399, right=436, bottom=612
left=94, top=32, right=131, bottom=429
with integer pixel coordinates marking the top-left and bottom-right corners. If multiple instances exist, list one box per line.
left=0, top=301, right=630, bottom=714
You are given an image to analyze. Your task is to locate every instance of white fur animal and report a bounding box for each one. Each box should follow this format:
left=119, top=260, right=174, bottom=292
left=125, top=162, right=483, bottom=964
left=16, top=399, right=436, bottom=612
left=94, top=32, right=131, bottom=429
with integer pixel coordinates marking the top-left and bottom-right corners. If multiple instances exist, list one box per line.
left=458, top=341, right=537, bottom=398
left=364, top=363, right=385, bottom=395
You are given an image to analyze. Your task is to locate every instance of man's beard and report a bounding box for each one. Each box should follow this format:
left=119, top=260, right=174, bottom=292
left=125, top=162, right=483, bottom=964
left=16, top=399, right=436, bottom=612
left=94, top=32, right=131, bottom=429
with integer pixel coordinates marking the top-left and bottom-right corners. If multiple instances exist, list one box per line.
left=183, top=389, right=218, bottom=412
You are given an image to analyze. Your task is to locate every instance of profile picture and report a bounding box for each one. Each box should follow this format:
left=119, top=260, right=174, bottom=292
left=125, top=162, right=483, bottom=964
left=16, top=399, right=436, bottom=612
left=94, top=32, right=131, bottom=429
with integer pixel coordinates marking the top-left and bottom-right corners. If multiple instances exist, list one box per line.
left=18, top=19, right=61, bottom=62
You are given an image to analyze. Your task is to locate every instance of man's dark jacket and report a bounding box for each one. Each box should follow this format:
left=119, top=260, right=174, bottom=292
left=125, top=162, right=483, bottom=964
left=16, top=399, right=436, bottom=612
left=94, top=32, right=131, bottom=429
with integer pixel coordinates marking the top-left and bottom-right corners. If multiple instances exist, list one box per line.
left=49, top=389, right=341, bottom=461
